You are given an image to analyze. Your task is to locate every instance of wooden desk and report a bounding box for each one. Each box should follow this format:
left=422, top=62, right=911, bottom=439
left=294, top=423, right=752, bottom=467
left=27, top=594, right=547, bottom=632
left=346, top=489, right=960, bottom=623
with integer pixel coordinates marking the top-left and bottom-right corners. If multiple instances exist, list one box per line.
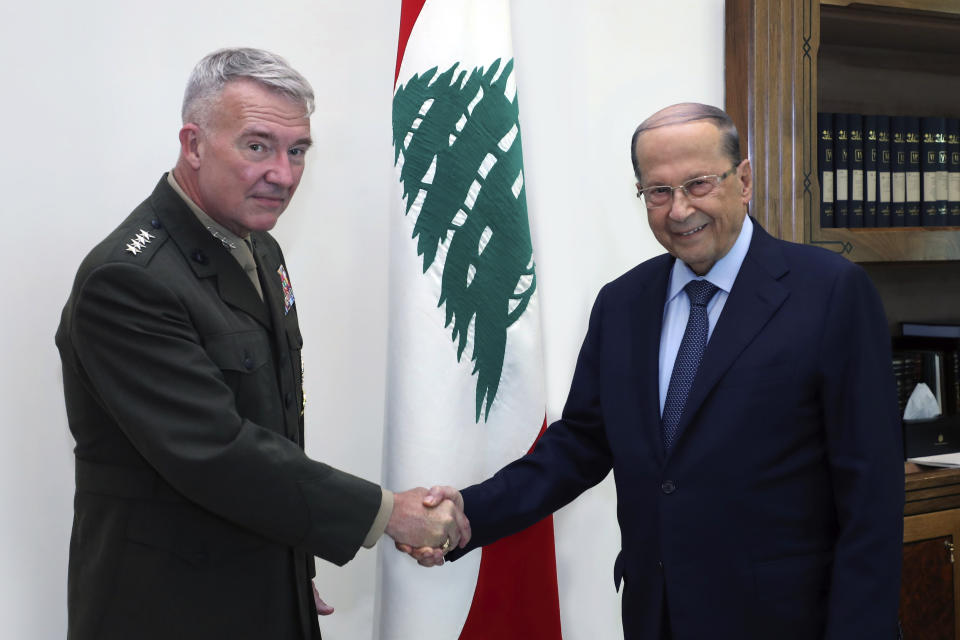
left=902, top=466, right=960, bottom=639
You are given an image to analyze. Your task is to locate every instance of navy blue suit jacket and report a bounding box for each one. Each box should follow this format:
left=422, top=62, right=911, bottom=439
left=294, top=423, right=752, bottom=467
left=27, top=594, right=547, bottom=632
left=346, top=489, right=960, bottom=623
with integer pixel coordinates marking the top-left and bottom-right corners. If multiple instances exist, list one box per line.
left=450, top=221, right=903, bottom=639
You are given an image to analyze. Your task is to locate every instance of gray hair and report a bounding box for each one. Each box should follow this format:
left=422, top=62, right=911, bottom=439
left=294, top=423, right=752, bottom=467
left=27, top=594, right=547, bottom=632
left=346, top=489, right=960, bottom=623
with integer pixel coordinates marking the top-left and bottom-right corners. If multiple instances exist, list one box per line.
left=182, top=47, right=315, bottom=126
left=630, top=102, right=741, bottom=183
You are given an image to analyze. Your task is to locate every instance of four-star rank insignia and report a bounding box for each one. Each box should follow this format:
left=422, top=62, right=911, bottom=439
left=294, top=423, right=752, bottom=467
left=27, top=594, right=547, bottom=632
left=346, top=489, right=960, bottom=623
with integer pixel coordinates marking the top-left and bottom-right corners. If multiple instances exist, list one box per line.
left=125, top=229, right=155, bottom=255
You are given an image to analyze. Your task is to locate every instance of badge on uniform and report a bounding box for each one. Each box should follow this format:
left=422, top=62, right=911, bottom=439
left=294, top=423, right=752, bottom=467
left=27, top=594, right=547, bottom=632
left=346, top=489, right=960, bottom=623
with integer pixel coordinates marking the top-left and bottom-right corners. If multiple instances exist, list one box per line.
left=125, top=229, right=155, bottom=255
left=277, top=264, right=295, bottom=314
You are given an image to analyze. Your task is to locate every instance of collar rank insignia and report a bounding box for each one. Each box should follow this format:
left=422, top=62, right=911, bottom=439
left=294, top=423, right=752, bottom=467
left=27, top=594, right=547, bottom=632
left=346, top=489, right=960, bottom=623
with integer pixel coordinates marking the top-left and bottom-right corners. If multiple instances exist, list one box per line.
left=277, top=264, right=295, bottom=315
left=125, top=229, right=155, bottom=256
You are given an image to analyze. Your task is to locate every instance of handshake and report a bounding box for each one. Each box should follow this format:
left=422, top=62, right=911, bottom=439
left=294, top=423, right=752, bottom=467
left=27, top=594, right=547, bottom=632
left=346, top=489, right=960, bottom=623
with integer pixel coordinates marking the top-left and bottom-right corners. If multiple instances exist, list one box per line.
left=385, top=485, right=468, bottom=567
left=315, top=485, right=467, bottom=615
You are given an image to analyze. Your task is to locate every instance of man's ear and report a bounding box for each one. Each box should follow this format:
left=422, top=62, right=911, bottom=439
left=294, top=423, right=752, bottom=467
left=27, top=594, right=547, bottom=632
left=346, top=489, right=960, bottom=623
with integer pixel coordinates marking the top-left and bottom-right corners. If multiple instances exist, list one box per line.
left=179, top=124, right=203, bottom=170
left=737, top=158, right=753, bottom=204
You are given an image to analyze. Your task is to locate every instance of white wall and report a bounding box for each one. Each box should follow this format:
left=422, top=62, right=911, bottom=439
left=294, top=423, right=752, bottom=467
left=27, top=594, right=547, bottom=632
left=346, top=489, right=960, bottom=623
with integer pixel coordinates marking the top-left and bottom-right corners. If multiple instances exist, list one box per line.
left=0, top=1, right=723, bottom=638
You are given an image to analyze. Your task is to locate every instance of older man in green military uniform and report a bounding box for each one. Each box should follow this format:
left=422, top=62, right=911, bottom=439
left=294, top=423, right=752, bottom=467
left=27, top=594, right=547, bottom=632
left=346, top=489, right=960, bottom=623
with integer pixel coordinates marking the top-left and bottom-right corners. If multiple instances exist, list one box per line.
left=56, top=48, right=467, bottom=640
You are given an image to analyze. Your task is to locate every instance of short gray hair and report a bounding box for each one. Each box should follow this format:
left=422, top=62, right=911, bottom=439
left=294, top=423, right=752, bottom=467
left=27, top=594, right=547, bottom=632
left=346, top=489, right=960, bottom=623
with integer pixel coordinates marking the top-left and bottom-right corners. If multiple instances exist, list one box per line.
left=630, top=102, right=741, bottom=183
left=182, top=47, right=315, bottom=126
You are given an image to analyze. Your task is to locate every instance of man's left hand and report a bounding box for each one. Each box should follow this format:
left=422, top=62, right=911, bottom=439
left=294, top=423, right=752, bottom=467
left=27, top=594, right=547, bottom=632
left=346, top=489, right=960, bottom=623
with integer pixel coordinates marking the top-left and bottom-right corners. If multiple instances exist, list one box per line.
left=312, top=581, right=334, bottom=616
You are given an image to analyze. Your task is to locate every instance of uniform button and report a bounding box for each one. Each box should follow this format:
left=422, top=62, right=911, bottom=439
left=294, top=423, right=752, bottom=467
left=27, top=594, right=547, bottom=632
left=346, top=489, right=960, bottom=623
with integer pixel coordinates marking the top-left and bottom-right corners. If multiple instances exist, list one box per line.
left=150, top=218, right=162, bottom=229
left=243, top=356, right=254, bottom=370
left=660, top=480, right=677, bottom=494
left=658, top=560, right=663, bottom=569
left=191, top=249, right=208, bottom=265
left=285, top=392, right=293, bottom=407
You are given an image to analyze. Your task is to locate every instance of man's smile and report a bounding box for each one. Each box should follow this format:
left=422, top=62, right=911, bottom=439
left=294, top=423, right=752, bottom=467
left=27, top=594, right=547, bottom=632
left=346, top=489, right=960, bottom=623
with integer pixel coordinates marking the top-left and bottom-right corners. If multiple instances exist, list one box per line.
left=676, top=223, right=707, bottom=237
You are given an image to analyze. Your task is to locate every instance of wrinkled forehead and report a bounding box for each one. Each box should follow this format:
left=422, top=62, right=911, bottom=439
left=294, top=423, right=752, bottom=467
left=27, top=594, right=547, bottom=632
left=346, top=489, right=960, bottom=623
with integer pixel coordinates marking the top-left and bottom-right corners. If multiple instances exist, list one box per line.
left=634, top=121, right=725, bottom=178
left=212, top=80, right=311, bottom=131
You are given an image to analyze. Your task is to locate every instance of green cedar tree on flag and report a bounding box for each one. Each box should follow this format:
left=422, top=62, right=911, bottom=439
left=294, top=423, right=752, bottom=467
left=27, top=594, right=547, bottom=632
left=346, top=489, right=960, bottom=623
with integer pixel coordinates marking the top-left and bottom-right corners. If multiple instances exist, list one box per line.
left=376, top=0, right=562, bottom=638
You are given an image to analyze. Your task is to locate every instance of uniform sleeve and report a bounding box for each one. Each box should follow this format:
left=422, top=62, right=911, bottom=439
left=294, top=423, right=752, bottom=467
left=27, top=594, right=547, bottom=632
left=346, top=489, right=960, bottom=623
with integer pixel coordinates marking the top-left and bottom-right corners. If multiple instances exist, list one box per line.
left=819, top=263, right=904, bottom=638
left=69, top=261, right=383, bottom=566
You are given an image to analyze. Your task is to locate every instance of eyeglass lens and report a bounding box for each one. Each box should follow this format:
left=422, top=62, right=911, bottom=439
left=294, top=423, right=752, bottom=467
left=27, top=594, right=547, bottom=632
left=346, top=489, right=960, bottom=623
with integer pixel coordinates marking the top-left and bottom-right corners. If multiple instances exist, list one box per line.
left=643, top=176, right=719, bottom=206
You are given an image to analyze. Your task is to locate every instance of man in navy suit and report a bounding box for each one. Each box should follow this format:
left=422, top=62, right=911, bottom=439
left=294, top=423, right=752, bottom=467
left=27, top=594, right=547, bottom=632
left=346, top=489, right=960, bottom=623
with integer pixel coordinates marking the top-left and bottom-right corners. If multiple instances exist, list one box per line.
left=406, top=103, right=904, bottom=639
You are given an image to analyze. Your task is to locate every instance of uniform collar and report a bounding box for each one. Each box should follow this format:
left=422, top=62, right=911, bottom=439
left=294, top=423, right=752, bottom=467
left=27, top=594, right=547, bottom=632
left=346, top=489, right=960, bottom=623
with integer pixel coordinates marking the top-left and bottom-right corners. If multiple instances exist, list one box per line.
left=166, top=171, right=256, bottom=273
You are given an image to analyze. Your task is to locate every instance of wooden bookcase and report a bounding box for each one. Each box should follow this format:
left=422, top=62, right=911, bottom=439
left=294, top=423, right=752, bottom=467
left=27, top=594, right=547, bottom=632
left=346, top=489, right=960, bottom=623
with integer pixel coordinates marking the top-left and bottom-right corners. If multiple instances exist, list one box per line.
left=724, top=0, right=960, bottom=331
left=724, top=0, right=960, bottom=261
left=725, top=1, right=960, bottom=637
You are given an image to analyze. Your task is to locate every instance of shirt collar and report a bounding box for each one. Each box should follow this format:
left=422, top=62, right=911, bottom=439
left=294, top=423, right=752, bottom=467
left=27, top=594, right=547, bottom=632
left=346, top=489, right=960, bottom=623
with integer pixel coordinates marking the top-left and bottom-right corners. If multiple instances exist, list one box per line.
left=166, top=171, right=256, bottom=269
left=666, top=215, right=753, bottom=302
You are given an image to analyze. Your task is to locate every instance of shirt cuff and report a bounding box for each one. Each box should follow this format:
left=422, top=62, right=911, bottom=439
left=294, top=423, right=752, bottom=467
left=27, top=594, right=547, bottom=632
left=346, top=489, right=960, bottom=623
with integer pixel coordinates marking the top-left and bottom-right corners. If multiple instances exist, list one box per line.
left=362, top=488, right=394, bottom=548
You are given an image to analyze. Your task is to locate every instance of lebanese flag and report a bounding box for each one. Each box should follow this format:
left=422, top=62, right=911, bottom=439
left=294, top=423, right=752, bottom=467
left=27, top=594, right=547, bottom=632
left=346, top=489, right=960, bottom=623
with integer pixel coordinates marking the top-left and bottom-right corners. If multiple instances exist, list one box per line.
left=376, top=0, right=562, bottom=638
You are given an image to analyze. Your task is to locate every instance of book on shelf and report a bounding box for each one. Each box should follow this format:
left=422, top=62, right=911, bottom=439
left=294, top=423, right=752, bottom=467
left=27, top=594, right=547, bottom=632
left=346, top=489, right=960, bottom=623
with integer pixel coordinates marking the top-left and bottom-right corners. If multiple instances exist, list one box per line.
left=816, top=112, right=959, bottom=230
left=944, top=351, right=956, bottom=416
left=817, top=112, right=834, bottom=229
left=877, top=115, right=892, bottom=227
left=905, top=116, right=922, bottom=227
left=834, top=113, right=850, bottom=228
left=848, top=114, right=865, bottom=228
left=948, top=118, right=960, bottom=226
left=864, top=115, right=878, bottom=227
left=921, top=116, right=948, bottom=226
left=891, top=353, right=920, bottom=417
left=891, top=115, right=907, bottom=227
left=935, top=118, right=949, bottom=224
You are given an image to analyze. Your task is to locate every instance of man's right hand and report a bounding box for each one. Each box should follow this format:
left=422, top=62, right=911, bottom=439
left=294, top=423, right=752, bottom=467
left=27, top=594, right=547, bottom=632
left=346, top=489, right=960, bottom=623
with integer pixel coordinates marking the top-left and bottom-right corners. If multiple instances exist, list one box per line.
left=385, top=486, right=470, bottom=564
left=392, top=485, right=467, bottom=567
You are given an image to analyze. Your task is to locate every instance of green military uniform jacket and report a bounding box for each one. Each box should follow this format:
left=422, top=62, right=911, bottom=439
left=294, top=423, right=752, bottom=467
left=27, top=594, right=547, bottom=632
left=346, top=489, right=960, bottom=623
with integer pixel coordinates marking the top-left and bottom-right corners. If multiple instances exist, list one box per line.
left=56, top=175, right=382, bottom=640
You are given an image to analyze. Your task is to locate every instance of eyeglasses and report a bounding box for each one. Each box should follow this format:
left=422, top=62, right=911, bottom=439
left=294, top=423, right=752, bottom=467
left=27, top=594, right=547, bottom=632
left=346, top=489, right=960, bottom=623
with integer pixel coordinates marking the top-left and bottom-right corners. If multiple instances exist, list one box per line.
left=636, top=166, right=738, bottom=208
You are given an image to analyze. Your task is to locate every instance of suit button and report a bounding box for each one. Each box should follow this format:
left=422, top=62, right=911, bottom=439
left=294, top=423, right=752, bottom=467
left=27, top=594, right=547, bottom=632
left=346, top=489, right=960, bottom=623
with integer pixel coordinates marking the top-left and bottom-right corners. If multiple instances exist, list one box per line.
left=660, top=480, right=677, bottom=494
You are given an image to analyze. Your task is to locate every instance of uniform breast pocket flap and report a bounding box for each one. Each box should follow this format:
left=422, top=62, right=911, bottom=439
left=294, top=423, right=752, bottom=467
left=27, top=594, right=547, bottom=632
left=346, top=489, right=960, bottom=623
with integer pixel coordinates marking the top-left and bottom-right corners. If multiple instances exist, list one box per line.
left=204, top=331, right=271, bottom=373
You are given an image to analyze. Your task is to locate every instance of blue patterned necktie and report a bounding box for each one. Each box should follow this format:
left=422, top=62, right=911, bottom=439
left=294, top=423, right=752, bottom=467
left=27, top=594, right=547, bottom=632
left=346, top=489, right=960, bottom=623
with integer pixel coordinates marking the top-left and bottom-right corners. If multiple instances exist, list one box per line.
left=662, top=279, right=719, bottom=452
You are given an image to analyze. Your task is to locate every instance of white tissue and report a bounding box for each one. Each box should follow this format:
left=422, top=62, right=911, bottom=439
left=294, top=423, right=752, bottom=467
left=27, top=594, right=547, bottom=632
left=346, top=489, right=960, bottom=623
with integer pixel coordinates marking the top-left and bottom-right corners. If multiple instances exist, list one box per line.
left=904, top=382, right=941, bottom=420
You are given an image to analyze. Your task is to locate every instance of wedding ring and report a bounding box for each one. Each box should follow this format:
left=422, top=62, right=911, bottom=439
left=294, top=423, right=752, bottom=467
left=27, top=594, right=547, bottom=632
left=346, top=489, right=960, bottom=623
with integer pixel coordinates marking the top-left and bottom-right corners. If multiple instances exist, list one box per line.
left=441, top=537, right=451, bottom=553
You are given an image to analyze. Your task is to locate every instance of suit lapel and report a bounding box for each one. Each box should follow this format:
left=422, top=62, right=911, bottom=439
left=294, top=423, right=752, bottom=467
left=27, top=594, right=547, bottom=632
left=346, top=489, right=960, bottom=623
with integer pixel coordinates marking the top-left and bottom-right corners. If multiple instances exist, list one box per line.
left=151, top=177, right=272, bottom=328
left=627, top=255, right=673, bottom=465
left=671, top=222, right=790, bottom=450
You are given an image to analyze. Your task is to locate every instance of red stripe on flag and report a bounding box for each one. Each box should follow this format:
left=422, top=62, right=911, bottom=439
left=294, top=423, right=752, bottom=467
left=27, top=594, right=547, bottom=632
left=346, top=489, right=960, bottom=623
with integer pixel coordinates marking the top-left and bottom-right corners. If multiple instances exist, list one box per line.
left=459, top=418, right=562, bottom=639
left=395, top=0, right=428, bottom=86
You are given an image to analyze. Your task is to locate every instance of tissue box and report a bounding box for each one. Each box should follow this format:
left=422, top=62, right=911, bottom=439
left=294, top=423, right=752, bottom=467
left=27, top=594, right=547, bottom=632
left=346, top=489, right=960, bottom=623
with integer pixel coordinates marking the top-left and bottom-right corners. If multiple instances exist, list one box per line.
left=904, top=415, right=960, bottom=458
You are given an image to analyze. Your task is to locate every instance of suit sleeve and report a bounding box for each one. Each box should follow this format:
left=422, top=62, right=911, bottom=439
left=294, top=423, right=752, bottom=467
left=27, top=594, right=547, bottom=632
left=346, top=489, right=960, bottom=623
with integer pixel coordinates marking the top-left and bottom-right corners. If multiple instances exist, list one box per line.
left=819, top=263, right=904, bottom=638
left=68, top=261, right=382, bottom=566
left=450, top=287, right=615, bottom=557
